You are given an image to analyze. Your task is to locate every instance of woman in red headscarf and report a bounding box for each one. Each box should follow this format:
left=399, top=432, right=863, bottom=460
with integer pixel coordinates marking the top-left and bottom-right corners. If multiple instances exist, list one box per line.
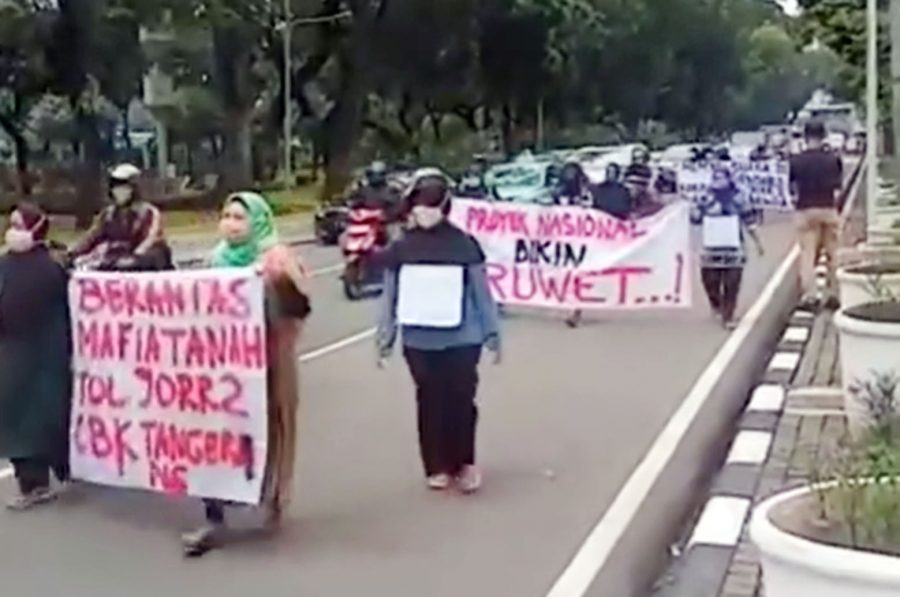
left=0, top=203, right=72, bottom=510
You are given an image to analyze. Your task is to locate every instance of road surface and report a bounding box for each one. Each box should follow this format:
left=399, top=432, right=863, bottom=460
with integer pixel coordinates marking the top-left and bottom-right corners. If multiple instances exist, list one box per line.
left=0, top=213, right=800, bottom=596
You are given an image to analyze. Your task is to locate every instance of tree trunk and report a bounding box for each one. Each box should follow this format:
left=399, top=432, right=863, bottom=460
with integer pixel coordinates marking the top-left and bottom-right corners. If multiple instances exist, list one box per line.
left=891, top=0, right=900, bottom=156
left=323, top=62, right=367, bottom=201
left=501, top=104, right=515, bottom=158
left=222, top=112, right=253, bottom=189
left=12, top=132, right=32, bottom=197
left=74, top=109, right=103, bottom=229
left=0, top=115, right=31, bottom=197
left=122, top=108, right=132, bottom=150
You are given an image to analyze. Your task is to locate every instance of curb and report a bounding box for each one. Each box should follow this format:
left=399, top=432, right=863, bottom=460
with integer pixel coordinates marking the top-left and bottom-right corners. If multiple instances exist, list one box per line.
left=653, top=309, right=811, bottom=597
left=652, top=158, right=865, bottom=597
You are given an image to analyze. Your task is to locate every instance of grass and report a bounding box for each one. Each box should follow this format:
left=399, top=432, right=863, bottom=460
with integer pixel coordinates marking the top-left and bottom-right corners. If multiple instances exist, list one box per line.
left=1, top=180, right=322, bottom=245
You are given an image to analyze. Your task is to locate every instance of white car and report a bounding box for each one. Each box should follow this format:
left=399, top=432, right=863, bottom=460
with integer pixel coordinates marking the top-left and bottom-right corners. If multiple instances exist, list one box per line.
left=577, top=143, right=646, bottom=183
left=825, top=132, right=847, bottom=154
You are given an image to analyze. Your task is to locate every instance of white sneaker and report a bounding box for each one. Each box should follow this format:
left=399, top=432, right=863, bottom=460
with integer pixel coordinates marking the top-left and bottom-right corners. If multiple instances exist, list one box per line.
left=6, top=487, right=57, bottom=512
left=426, top=474, right=451, bottom=491
left=456, top=466, right=482, bottom=494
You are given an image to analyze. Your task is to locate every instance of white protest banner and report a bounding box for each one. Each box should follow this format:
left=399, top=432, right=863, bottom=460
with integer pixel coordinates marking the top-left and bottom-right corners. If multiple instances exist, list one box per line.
left=677, top=159, right=792, bottom=210
left=449, top=200, right=692, bottom=310
left=68, top=269, right=268, bottom=504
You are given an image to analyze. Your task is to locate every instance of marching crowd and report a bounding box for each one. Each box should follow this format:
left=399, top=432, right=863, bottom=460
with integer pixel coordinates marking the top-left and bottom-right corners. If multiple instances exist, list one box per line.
left=0, top=119, right=844, bottom=557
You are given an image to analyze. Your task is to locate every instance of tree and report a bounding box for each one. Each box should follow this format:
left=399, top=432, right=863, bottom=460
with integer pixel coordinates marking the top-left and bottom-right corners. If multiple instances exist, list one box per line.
left=0, top=0, right=54, bottom=195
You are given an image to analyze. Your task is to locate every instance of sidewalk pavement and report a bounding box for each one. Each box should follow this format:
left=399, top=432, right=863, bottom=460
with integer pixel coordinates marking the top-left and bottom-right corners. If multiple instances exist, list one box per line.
left=652, top=306, right=846, bottom=597
left=717, top=310, right=845, bottom=597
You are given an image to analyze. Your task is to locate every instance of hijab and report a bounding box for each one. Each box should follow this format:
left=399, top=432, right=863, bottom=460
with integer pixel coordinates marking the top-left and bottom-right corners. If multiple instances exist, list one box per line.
left=211, top=192, right=279, bottom=268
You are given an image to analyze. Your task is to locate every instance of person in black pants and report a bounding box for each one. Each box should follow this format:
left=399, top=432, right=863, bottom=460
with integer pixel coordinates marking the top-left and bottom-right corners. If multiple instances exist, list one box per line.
left=0, top=203, right=72, bottom=511
left=404, top=346, right=482, bottom=479
left=692, top=167, right=764, bottom=329
left=377, top=169, right=501, bottom=493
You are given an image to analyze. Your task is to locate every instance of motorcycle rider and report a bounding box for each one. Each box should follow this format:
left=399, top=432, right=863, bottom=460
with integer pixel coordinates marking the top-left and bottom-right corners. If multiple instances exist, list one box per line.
left=624, top=146, right=653, bottom=198
left=69, top=164, right=173, bottom=271
left=457, top=156, right=490, bottom=199
left=357, top=161, right=400, bottom=220
left=341, top=188, right=389, bottom=292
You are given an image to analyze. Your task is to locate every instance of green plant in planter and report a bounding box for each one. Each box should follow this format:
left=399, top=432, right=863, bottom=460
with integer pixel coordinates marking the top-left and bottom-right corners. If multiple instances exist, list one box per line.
left=818, top=371, right=900, bottom=553
left=862, top=269, right=900, bottom=302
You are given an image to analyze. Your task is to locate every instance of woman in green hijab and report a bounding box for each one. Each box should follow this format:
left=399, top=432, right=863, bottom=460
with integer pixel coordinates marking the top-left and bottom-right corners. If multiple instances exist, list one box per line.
left=183, top=192, right=311, bottom=557
left=211, top=192, right=279, bottom=268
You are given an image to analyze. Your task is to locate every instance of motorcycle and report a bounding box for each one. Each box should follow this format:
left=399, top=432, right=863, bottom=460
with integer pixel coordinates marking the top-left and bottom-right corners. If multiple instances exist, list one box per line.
left=340, top=207, right=388, bottom=300
left=69, top=241, right=175, bottom=272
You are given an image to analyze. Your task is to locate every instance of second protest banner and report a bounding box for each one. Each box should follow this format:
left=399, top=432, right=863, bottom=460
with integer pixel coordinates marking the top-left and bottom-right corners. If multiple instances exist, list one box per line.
left=677, top=159, right=792, bottom=210
left=68, top=269, right=268, bottom=504
left=450, top=199, right=692, bottom=310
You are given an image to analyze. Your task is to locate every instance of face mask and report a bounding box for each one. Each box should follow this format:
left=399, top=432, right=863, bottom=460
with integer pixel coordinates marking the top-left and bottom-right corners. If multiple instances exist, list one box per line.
left=411, top=205, right=444, bottom=229
left=5, top=228, right=35, bottom=253
left=111, top=185, right=134, bottom=206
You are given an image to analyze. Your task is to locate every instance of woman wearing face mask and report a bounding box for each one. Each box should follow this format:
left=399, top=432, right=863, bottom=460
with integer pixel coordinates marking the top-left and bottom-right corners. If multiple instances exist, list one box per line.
left=69, top=164, right=173, bottom=271
left=692, top=166, right=764, bottom=330
left=182, top=192, right=311, bottom=557
left=377, top=170, right=501, bottom=493
left=0, top=203, right=72, bottom=510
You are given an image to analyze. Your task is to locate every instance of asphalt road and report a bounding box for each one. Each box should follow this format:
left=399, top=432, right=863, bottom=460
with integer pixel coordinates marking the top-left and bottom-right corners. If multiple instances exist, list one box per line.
left=0, top=214, right=799, bottom=597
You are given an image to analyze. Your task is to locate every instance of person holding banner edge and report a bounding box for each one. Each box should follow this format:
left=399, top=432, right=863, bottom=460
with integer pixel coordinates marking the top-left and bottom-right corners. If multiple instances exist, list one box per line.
left=182, top=192, right=311, bottom=557
left=692, top=166, right=764, bottom=330
left=377, top=169, right=501, bottom=494
left=0, top=203, right=72, bottom=510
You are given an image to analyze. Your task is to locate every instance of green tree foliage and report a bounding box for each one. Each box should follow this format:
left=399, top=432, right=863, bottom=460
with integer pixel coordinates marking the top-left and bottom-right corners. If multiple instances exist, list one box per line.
left=0, top=0, right=854, bottom=206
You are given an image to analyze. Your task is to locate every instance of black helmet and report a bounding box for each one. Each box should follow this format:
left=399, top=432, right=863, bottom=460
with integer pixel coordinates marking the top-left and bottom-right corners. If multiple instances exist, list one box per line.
left=366, top=160, right=388, bottom=186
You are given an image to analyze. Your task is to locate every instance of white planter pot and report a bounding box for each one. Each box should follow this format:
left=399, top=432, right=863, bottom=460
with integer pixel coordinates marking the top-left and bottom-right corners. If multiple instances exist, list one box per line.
left=751, top=485, right=900, bottom=597
left=838, top=268, right=900, bottom=310
left=834, top=309, right=900, bottom=437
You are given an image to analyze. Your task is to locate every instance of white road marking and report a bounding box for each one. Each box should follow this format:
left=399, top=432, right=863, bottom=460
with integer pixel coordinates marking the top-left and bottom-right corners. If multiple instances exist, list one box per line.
left=310, top=263, right=344, bottom=277
left=726, top=431, right=773, bottom=465
left=768, top=351, right=801, bottom=372
left=544, top=245, right=800, bottom=597
left=782, top=326, right=809, bottom=343
left=747, top=385, right=785, bottom=412
left=689, top=496, right=751, bottom=547
left=299, top=328, right=377, bottom=363
left=793, top=311, right=814, bottom=321
left=0, top=467, right=11, bottom=481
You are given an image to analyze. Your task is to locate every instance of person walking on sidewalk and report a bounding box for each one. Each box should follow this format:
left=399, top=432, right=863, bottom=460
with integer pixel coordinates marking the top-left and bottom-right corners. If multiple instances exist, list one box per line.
left=0, top=203, right=72, bottom=510
left=789, top=120, right=844, bottom=311
left=377, top=169, right=501, bottom=494
left=692, top=166, right=764, bottom=330
left=182, top=192, right=311, bottom=557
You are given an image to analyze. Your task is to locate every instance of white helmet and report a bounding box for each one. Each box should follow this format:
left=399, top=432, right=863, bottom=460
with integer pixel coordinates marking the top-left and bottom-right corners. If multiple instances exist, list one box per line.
left=109, top=163, right=141, bottom=184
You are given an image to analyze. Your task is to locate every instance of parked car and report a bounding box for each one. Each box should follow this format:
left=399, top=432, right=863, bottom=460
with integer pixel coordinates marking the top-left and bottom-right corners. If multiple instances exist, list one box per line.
left=825, top=131, right=847, bottom=154
left=485, top=158, right=559, bottom=205
left=314, top=202, right=350, bottom=245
